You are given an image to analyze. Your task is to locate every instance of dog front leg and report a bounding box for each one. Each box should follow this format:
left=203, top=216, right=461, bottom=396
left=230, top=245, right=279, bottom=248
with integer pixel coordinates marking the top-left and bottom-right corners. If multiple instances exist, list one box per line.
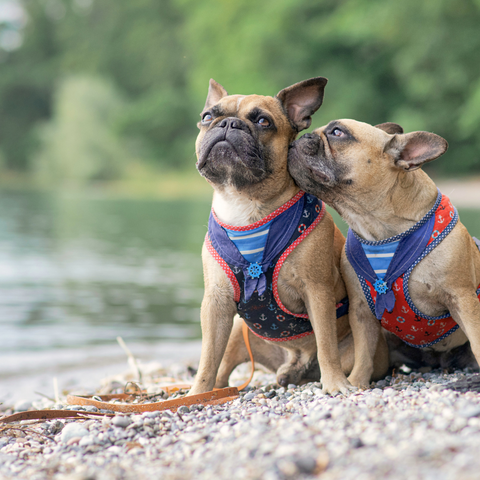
left=216, top=315, right=287, bottom=388
left=189, top=288, right=237, bottom=395
left=447, top=291, right=480, bottom=367
left=346, top=297, right=382, bottom=388
left=306, top=289, right=353, bottom=394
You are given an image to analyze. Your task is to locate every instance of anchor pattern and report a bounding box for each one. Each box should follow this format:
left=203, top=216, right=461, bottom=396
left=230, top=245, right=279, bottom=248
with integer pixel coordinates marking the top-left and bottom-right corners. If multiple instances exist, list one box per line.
left=207, top=193, right=348, bottom=341
left=232, top=194, right=323, bottom=341
left=359, top=193, right=480, bottom=348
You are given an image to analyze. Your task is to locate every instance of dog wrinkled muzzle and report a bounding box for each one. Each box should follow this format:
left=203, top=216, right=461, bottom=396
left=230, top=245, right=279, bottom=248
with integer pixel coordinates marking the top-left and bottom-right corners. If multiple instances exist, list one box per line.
left=197, top=117, right=267, bottom=188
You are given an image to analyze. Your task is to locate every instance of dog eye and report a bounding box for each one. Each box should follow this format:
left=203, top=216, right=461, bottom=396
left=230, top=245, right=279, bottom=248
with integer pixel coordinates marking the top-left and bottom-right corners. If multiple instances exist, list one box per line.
left=202, top=113, right=213, bottom=123
left=257, top=117, right=270, bottom=127
left=331, top=127, right=344, bottom=137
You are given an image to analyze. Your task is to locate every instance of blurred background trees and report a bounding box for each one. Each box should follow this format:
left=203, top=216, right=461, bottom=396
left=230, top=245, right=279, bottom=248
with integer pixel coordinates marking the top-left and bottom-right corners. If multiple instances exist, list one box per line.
left=0, top=0, right=480, bottom=187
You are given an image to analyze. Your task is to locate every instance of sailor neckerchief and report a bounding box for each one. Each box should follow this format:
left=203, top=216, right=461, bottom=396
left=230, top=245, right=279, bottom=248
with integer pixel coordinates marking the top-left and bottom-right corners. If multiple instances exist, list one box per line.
left=345, top=190, right=480, bottom=348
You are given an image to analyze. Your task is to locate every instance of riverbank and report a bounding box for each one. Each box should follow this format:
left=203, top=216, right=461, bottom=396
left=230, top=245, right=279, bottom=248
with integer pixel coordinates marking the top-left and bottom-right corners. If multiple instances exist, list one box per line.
left=2, top=171, right=480, bottom=206
left=1, top=365, right=480, bottom=480
left=436, top=178, right=480, bottom=208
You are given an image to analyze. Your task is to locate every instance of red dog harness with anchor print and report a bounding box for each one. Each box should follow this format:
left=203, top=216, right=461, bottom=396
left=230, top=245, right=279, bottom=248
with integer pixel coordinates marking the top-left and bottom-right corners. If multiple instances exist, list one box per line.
left=346, top=190, right=480, bottom=348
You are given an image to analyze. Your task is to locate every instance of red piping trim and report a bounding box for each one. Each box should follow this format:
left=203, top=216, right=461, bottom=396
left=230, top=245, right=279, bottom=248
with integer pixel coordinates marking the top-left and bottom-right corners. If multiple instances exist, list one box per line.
left=205, top=235, right=241, bottom=303
left=212, top=191, right=305, bottom=232
left=272, top=202, right=326, bottom=318
left=249, top=327, right=315, bottom=342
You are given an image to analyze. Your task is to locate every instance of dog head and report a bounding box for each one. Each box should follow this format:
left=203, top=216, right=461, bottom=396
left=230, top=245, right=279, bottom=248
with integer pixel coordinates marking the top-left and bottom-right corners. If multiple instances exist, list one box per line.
left=195, top=78, right=327, bottom=197
left=288, top=119, right=448, bottom=209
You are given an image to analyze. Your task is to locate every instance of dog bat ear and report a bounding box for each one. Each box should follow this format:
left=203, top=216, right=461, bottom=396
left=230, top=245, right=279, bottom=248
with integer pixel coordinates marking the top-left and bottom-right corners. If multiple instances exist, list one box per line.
left=375, top=122, right=404, bottom=134
left=203, top=79, right=228, bottom=111
left=276, top=77, right=328, bottom=132
left=385, top=131, right=448, bottom=171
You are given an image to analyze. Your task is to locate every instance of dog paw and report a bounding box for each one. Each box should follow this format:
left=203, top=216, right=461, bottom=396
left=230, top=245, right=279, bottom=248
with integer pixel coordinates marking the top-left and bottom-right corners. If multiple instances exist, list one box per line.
left=277, top=374, right=292, bottom=388
left=321, top=376, right=355, bottom=395
left=347, top=373, right=371, bottom=389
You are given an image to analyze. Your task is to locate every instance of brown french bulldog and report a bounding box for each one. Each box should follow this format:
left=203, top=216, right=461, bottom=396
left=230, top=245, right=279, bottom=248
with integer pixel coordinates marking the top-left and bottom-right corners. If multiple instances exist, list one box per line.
left=189, top=80, right=388, bottom=396
left=288, top=119, right=480, bottom=386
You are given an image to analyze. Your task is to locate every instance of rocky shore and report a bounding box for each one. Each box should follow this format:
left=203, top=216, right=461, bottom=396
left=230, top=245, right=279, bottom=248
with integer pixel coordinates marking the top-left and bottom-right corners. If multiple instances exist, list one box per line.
left=1, top=365, right=480, bottom=480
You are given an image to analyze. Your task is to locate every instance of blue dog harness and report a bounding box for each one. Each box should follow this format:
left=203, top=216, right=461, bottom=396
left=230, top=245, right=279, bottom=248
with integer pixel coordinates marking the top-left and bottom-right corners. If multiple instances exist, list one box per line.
left=206, top=191, right=349, bottom=341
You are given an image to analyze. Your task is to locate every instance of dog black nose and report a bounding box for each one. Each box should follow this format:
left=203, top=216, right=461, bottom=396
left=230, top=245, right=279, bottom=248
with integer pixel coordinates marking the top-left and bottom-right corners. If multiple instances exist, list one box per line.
left=302, top=133, right=315, bottom=140
left=218, top=117, right=243, bottom=130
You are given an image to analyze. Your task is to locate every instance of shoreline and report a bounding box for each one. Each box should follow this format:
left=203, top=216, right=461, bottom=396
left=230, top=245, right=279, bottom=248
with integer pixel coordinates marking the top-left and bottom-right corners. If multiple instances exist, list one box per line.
left=1, top=364, right=480, bottom=479
left=435, top=178, right=480, bottom=208
left=0, top=341, right=202, bottom=405
left=0, top=176, right=479, bottom=206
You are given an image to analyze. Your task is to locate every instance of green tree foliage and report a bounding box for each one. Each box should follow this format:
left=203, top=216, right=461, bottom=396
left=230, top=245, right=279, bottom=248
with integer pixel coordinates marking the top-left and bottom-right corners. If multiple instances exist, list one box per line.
left=34, top=75, right=128, bottom=185
left=0, top=0, right=479, bottom=183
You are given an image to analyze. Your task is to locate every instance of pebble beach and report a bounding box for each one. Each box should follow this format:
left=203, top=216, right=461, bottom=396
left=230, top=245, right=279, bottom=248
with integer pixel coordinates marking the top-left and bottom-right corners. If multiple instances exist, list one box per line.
left=2, top=364, right=480, bottom=480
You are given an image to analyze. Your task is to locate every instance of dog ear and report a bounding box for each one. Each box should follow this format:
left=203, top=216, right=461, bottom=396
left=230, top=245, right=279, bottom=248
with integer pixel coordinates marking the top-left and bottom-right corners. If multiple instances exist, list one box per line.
left=375, top=122, right=404, bottom=134
left=385, top=132, right=448, bottom=171
left=276, top=77, right=328, bottom=132
left=203, top=79, right=228, bottom=111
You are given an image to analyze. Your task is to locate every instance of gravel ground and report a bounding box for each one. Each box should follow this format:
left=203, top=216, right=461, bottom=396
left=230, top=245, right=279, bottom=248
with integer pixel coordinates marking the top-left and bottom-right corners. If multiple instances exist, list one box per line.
left=1, top=364, right=480, bottom=480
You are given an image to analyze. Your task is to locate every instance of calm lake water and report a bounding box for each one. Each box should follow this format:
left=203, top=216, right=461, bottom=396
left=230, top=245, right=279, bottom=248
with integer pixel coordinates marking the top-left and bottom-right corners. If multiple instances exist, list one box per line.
left=1, top=189, right=479, bottom=402
left=0, top=190, right=210, bottom=402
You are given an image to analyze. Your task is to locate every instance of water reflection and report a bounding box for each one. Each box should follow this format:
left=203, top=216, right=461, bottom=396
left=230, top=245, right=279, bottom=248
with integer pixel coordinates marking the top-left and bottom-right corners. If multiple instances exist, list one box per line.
left=0, top=190, right=210, bottom=356
left=1, top=189, right=479, bottom=401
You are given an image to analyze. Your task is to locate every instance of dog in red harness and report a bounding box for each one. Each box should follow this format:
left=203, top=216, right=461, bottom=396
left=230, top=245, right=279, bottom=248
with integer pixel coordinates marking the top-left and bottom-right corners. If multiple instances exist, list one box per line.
left=288, top=119, right=480, bottom=386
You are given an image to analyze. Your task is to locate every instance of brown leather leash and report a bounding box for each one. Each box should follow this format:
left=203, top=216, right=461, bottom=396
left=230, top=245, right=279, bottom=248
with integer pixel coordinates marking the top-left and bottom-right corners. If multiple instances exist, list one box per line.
left=65, top=387, right=240, bottom=414
left=0, top=322, right=256, bottom=424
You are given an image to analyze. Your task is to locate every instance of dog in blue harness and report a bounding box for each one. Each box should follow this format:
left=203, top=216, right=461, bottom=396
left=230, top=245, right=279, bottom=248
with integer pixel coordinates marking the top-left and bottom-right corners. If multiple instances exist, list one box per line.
left=288, top=119, right=480, bottom=386
left=188, top=80, right=389, bottom=396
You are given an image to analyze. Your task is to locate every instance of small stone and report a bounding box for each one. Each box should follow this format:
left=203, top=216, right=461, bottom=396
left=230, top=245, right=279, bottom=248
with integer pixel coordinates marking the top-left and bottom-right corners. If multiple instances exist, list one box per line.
left=107, top=446, right=122, bottom=455
left=296, top=456, right=317, bottom=473
left=365, top=397, right=385, bottom=408
left=383, top=388, right=397, bottom=397
left=182, top=433, right=205, bottom=444
left=112, top=416, right=132, bottom=428
left=143, top=411, right=161, bottom=418
left=48, top=421, right=65, bottom=435
left=278, top=459, right=298, bottom=476
left=159, top=436, right=174, bottom=448
left=79, top=436, right=95, bottom=447
left=67, top=436, right=82, bottom=446
left=61, top=423, right=89, bottom=443
left=459, top=406, right=480, bottom=418
left=178, top=406, right=190, bottom=414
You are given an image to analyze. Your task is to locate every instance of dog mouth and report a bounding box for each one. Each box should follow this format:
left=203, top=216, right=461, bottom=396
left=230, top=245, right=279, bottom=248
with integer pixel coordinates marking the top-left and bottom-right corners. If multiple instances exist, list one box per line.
left=196, top=125, right=268, bottom=188
left=289, top=135, right=336, bottom=188
left=197, top=139, right=246, bottom=171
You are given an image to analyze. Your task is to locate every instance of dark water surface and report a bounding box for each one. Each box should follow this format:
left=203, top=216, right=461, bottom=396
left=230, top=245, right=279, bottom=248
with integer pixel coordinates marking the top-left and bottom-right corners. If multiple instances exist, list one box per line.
left=1, top=190, right=479, bottom=402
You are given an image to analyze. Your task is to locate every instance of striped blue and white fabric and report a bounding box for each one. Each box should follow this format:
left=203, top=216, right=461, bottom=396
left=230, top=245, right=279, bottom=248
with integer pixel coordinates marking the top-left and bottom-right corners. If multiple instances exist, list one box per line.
left=361, top=240, right=399, bottom=279
left=223, top=220, right=273, bottom=264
